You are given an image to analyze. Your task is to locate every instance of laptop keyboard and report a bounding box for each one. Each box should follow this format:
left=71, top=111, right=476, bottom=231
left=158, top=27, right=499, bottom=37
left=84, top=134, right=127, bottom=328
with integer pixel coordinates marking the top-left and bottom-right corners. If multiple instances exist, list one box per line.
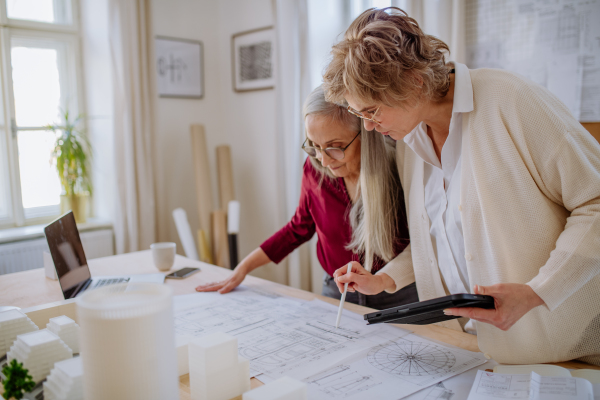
left=93, top=277, right=131, bottom=288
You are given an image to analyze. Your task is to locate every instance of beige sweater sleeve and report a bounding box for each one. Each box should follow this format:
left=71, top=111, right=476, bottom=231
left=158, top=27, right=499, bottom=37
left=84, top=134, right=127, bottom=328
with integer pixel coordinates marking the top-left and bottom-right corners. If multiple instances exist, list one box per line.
left=376, top=244, right=415, bottom=293
left=502, top=79, right=600, bottom=311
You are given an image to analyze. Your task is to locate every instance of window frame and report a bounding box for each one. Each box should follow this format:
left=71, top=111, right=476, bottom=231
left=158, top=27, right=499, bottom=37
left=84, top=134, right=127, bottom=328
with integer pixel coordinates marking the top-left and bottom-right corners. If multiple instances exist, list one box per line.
left=0, top=0, right=85, bottom=229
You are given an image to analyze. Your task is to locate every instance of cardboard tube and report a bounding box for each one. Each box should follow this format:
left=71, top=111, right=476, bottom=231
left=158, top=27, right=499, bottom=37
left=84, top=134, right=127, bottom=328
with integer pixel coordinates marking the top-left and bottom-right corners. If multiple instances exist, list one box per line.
left=211, top=211, right=229, bottom=269
left=190, top=124, right=214, bottom=262
left=197, top=229, right=213, bottom=265
left=216, top=145, right=235, bottom=210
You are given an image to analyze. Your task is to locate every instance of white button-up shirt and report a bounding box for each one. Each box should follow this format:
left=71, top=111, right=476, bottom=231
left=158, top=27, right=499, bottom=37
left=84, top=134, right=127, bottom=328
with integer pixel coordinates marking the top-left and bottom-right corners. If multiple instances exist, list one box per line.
left=403, top=63, right=474, bottom=298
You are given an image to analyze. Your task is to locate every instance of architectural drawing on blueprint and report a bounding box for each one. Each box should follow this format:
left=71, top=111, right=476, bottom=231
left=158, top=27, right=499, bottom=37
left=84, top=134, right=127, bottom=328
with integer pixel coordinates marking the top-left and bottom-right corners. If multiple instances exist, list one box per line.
left=418, top=382, right=455, bottom=400
left=174, top=296, right=277, bottom=337
left=367, top=339, right=456, bottom=377
left=235, top=300, right=411, bottom=380
left=305, top=365, right=380, bottom=397
left=173, top=290, right=411, bottom=380
left=304, top=334, right=486, bottom=400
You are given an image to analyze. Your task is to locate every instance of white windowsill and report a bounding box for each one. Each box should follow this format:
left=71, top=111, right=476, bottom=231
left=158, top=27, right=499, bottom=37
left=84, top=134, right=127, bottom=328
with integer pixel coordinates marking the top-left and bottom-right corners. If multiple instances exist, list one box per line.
left=0, top=218, right=113, bottom=244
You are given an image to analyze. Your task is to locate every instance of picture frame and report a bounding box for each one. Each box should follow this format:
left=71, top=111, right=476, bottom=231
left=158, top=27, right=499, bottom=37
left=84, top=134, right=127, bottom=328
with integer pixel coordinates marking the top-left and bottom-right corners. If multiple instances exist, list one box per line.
left=231, top=26, right=276, bottom=93
left=155, top=36, right=203, bottom=99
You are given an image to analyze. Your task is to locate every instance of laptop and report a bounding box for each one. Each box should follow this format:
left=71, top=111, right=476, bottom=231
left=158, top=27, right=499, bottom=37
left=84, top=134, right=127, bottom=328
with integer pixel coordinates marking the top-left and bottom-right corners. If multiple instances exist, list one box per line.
left=45, top=211, right=165, bottom=299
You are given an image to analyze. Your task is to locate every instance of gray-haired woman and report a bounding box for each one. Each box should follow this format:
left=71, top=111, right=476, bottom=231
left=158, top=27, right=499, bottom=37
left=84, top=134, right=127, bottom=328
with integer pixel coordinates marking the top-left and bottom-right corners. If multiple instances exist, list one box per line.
left=196, top=85, right=418, bottom=310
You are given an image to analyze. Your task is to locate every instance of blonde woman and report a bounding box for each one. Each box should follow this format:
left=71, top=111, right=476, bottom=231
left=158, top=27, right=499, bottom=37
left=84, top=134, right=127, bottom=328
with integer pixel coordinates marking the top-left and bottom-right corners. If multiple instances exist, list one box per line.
left=327, top=8, right=600, bottom=365
left=196, top=86, right=418, bottom=310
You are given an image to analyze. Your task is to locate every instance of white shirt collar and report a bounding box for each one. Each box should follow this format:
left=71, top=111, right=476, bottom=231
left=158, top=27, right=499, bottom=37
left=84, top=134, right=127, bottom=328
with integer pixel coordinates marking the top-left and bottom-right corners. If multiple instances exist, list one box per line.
left=452, top=62, right=474, bottom=114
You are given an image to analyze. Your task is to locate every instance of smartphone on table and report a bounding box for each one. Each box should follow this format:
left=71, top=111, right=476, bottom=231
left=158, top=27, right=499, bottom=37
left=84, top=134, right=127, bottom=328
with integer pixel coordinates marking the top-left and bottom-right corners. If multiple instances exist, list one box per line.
left=165, top=267, right=200, bottom=279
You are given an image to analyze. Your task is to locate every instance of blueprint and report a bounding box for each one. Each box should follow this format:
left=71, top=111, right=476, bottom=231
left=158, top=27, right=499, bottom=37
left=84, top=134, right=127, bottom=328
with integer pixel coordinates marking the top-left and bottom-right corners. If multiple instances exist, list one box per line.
left=173, top=287, right=487, bottom=398
left=303, top=334, right=487, bottom=400
left=173, top=287, right=411, bottom=378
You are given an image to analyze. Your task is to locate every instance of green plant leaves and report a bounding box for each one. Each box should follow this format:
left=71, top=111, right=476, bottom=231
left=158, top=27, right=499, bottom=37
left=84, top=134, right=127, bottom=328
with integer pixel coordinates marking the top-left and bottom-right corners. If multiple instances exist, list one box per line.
left=46, top=110, right=92, bottom=196
left=1, top=359, right=35, bottom=400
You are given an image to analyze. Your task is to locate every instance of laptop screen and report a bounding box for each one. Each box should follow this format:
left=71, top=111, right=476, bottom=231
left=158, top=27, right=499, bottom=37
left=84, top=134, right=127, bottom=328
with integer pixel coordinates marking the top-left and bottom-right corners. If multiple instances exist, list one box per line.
left=44, top=212, right=91, bottom=298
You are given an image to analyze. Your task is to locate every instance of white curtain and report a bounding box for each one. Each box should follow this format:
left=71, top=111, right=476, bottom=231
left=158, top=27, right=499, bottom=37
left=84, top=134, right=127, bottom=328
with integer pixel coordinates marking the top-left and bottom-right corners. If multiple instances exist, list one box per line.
left=273, top=0, right=313, bottom=290
left=108, top=0, right=158, bottom=253
left=398, top=0, right=467, bottom=63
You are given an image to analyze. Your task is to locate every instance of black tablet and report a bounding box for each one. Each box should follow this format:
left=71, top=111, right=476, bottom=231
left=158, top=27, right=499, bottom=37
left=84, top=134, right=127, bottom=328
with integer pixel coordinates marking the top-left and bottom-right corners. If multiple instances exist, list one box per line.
left=364, top=294, right=495, bottom=325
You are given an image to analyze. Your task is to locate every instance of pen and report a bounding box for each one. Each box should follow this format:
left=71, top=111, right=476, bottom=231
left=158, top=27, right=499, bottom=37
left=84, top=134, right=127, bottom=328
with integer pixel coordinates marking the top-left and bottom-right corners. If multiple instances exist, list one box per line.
left=335, top=262, right=353, bottom=329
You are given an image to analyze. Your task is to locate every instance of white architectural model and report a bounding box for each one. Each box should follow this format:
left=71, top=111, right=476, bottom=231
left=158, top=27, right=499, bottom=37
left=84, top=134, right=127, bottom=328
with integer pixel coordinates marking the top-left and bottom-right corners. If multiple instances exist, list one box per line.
left=43, top=356, right=83, bottom=400
left=0, top=309, right=38, bottom=358
left=243, top=377, right=307, bottom=400
left=47, top=316, right=80, bottom=354
left=189, top=332, right=250, bottom=400
left=6, top=329, right=72, bottom=383
left=76, top=283, right=179, bottom=400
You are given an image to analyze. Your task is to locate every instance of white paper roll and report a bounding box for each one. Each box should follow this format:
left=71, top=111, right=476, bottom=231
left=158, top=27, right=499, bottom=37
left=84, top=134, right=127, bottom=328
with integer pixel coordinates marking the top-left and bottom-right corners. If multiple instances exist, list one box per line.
left=227, top=200, right=240, bottom=234
left=76, top=283, right=178, bottom=400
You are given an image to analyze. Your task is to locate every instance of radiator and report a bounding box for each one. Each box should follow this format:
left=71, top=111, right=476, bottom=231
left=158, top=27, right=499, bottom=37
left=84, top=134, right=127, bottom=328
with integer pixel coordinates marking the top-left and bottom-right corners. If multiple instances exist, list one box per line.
left=0, top=229, right=114, bottom=275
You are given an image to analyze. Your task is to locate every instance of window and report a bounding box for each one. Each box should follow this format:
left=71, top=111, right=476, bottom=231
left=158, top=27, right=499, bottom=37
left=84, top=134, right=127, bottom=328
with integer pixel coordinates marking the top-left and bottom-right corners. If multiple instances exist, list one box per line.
left=0, top=0, right=83, bottom=228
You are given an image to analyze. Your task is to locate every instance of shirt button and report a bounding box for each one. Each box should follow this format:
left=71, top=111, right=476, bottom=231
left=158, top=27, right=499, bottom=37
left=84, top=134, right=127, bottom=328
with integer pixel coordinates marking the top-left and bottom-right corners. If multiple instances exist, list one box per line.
left=458, top=204, right=463, bottom=211
left=422, top=214, right=426, bottom=221
left=465, top=253, right=472, bottom=261
left=429, top=258, right=433, bottom=265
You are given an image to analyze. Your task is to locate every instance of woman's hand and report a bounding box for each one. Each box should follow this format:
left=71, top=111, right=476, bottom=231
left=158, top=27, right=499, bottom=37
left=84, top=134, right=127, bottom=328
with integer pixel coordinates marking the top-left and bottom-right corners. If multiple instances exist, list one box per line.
left=443, top=283, right=546, bottom=331
left=195, top=248, right=271, bottom=294
left=195, top=265, right=249, bottom=294
left=333, top=261, right=396, bottom=295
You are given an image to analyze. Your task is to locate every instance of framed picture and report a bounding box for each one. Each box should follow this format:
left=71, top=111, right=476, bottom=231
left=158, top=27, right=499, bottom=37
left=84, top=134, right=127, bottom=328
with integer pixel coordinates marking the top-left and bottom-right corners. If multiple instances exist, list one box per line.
left=155, top=36, right=203, bottom=99
left=231, top=26, right=275, bottom=92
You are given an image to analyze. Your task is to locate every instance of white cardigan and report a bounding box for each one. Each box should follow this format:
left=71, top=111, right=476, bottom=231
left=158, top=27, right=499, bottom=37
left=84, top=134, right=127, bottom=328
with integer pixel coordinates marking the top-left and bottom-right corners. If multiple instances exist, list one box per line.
left=377, top=68, right=600, bottom=365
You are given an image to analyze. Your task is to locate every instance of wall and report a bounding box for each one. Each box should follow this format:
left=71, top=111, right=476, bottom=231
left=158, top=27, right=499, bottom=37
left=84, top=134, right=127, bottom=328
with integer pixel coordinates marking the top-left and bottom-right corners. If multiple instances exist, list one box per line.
left=151, top=0, right=287, bottom=284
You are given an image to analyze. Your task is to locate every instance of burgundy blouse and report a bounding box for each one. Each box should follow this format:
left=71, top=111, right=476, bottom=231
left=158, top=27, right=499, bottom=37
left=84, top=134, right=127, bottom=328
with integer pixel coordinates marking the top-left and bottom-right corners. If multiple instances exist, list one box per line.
left=260, top=159, right=410, bottom=277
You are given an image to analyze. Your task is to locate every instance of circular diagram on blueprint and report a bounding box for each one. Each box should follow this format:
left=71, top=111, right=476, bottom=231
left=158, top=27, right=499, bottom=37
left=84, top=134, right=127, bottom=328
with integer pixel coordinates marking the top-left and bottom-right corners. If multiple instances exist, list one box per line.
left=367, top=339, right=456, bottom=376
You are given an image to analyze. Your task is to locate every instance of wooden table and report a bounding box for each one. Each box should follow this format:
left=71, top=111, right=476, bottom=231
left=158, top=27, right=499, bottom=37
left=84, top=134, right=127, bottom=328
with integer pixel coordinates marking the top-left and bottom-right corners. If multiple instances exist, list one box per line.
left=1, top=250, right=597, bottom=399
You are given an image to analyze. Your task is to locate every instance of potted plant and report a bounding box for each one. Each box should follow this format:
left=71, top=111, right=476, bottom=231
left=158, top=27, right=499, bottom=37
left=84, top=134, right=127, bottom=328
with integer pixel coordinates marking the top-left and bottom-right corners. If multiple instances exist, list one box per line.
left=46, top=110, right=92, bottom=223
left=1, top=360, right=35, bottom=400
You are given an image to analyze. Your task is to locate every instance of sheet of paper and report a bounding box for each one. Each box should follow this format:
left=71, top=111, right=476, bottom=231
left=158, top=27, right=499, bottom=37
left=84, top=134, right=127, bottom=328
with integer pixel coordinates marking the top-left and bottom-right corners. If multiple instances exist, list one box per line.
left=467, top=370, right=597, bottom=400
left=173, top=288, right=411, bottom=378
left=467, top=370, right=531, bottom=399
left=301, top=333, right=487, bottom=400
left=529, top=372, right=595, bottom=400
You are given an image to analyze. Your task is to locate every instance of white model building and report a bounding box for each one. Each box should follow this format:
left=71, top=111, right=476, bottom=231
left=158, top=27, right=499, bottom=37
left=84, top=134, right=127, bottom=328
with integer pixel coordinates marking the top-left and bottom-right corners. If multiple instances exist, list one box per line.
left=43, top=356, right=83, bottom=400
left=243, top=377, right=307, bottom=400
left=0, top=309, right=38, bottom=358
left=76, top=283, right=179, bottom=400
left=47, top=316, right=80, bottom=354
left=6, top=329, right=72, bottom=383
left=189, top=332, right=250, bottom=400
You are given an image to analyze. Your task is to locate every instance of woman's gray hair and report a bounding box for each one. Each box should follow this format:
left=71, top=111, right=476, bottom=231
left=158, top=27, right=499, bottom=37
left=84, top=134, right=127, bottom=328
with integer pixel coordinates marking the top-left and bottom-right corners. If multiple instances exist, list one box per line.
left=303, top=85, right=402, bottom=271
left=303, top=85, right=360, bottom=179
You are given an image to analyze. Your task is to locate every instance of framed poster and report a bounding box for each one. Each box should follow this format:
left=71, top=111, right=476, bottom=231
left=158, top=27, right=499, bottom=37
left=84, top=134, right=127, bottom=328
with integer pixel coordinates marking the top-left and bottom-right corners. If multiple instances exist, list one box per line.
left=155, top=36, right=203, bottom=98
left=231, top=26, right=275, bottom=92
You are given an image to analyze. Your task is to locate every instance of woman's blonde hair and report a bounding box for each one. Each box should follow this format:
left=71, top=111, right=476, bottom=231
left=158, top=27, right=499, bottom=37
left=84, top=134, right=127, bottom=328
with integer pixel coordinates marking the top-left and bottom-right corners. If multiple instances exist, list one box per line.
left=347, top=128, right=401, bottom=271
left=303, top=85, right=402, bottom=271
left=323, top=7, right=451, bottom=107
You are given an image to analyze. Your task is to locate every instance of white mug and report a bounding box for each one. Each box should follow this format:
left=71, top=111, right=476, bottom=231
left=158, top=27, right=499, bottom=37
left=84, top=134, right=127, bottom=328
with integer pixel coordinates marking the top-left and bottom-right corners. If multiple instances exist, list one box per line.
left=150, top=242, right=176, bottom=271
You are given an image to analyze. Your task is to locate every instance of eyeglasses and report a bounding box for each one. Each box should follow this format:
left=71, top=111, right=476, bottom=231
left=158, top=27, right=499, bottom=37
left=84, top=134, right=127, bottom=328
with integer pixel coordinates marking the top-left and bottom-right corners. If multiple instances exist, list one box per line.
left=302, top=131, right=361, bottom=161
left=347, top=105, right=381, bottom=124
